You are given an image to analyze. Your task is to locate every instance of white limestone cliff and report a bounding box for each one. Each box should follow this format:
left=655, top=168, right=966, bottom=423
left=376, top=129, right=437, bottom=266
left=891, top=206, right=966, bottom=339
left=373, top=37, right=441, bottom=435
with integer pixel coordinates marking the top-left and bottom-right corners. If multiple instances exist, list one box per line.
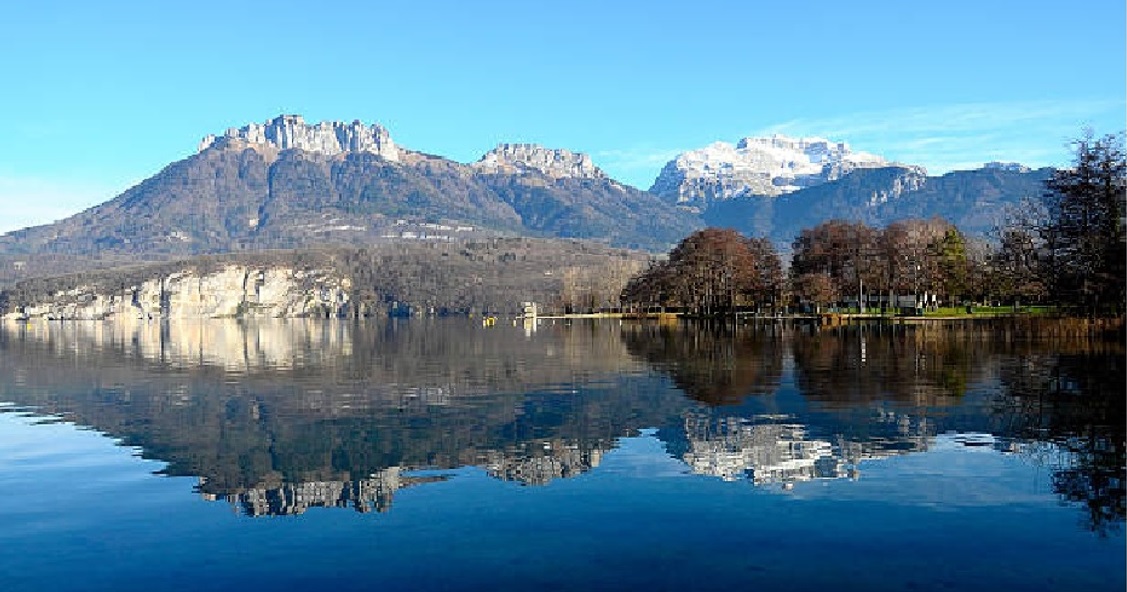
left=650, top=134, right=894, bottom=207
left=4, top=265, right=352, bottom=321
left=199, top=114, right=399, bottom=162
left=472, top=143, right=607, bottom=180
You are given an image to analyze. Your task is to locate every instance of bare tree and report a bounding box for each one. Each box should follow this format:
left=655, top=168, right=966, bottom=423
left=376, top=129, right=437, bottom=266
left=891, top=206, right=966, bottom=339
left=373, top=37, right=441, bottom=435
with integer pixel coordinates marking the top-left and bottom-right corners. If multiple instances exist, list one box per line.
left=790, top=220, right=878, bottom=311
left=620, top=228, right=783, bottom=316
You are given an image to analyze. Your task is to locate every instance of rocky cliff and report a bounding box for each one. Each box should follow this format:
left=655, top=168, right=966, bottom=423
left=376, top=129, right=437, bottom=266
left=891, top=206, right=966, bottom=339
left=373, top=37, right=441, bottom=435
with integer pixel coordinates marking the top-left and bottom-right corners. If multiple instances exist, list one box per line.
left=5, top=264, right=351, bottom=321
left=650, top=134, right=892, bottom=208
left=472, top=143, right=607, bottom=180
left=198, top=114, right=399, bottom=161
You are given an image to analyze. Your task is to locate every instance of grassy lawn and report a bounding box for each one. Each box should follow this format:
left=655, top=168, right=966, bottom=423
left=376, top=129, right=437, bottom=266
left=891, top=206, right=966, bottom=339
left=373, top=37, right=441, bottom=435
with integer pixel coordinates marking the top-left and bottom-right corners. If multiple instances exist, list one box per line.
left=922, top=305, right=1059, bottom=317
left=828, top=305, right=1061, bottom=317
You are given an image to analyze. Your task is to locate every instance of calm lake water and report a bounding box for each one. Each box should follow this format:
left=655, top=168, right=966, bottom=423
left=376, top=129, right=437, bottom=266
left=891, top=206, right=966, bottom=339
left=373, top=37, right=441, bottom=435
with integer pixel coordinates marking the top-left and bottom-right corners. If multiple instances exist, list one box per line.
left=0, top=318, right=1123, bottom=591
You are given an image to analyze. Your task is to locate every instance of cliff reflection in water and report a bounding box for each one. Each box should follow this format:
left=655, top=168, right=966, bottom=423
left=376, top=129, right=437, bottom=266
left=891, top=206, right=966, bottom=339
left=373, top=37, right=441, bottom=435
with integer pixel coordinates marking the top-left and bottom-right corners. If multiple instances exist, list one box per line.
left=0, top=319, right=1121, bottom=530
left=0, top=318, right=675, bottom=516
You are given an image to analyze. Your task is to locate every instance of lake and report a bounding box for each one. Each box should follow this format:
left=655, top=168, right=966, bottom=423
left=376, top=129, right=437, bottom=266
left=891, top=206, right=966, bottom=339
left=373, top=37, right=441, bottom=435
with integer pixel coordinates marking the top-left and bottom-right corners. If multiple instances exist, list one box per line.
left=0, top=318, right=1122, bottom=591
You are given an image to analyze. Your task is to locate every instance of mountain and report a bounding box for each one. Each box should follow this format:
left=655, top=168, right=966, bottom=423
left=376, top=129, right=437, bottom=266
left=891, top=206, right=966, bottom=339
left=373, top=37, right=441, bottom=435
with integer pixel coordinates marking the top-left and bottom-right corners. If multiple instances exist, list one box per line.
left=703, top=164, right=1053, bottom=248
left=650, top=134, right=891, bottom=208
left=0, top=117, right=1058, bottom=287
left=656, top=134, right=1051, bottom=246
left=0, top=115, right=700, bottom=282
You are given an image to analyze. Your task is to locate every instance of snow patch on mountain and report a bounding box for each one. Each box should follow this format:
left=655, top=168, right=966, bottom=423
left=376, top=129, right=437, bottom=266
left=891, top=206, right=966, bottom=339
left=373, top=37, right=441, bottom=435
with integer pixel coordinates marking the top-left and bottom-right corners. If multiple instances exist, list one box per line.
left=650, top=134, right=897, bottom=207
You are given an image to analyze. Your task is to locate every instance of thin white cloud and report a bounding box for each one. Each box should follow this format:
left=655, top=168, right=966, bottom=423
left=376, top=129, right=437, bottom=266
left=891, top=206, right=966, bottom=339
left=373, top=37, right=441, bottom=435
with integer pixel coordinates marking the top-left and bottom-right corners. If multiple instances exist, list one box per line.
left=594, top=147, right=685, bottom=188
left=595, top=98, right=1123, bottom=187
left=756, top=98, right=1124, bottom=173
left=763, top=99, right=1121, bottom=137
left=595, top=147, right=683, bottom=170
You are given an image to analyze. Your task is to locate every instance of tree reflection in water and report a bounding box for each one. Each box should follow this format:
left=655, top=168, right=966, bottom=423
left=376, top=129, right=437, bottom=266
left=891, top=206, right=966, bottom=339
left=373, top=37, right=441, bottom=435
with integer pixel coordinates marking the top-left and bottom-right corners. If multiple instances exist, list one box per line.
left=623, top=320, right=1124, bottom=534
left=619, top=321, right=784, bottom=406
left=992, top=341, right=1125, bottom=536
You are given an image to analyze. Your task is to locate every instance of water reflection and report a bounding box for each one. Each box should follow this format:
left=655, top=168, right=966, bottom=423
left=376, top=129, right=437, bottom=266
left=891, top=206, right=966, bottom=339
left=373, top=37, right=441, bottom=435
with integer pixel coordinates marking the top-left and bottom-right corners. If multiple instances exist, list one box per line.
left=677, top=411, right=931, bottom=486
left=483, top=439, right=606, bottom=486
left=681, top=413, right=852, bottom=484
left=790, top=324, right=986, bottom=407
left=0, top=318, right=1121, bottom=533
left=204, top=467, right=443, bottom=517
left=993, top=342, right=1125, bottom=536
left=620, top=322, right=784, bottom=405
left=0, top=319, right=675, bottom=515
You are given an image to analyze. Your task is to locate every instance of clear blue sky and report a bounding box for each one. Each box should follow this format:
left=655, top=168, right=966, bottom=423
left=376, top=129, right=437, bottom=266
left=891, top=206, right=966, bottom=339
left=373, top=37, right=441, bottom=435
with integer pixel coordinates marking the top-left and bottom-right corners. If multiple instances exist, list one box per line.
left=1, top=0, right=1123, bottom=233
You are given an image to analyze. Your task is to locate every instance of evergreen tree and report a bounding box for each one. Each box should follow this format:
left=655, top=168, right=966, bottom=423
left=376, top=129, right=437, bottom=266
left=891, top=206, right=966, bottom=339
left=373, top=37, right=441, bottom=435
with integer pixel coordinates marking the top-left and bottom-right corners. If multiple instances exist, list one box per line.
left=1042, top=132, right=1126, bottom=315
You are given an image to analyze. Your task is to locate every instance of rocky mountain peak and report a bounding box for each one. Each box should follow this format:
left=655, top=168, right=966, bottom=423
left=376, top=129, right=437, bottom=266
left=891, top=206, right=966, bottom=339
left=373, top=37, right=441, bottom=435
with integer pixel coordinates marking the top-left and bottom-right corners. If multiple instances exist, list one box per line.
left=198, top=114, right=399, bottom=161
left=472, top=143, right=606, bottom=180
left=650, top=134, right=894, bottom=207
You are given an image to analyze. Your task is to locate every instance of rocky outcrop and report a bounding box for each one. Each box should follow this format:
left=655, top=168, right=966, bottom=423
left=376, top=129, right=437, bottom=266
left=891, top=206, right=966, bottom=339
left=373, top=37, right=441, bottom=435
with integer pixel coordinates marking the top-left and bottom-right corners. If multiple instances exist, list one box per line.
left=5, top=265, right=352, bottom=320
left=199, top=114, right=399, bottom=162
left=650, top=134, right=891, bottom=208
left=473, top=143, right=607, bottom=180
left=865, top=166, right=928, bottom=206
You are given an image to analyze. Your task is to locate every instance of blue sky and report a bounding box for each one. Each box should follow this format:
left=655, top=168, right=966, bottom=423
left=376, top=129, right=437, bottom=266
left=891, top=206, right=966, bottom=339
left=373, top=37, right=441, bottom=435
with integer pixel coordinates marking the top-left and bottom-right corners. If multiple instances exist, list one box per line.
left=1, top=0, right=1123, bottom=233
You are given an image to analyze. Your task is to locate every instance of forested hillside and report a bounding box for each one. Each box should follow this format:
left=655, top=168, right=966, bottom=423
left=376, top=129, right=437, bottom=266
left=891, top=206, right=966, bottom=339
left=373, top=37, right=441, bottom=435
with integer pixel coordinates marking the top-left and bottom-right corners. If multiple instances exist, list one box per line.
left=1, top=238, right=651, bottom=317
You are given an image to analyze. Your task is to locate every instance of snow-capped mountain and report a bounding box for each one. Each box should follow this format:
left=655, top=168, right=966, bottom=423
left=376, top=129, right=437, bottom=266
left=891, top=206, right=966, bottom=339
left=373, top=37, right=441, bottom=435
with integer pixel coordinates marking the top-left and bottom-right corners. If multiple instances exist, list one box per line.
left=650, top=135, right=896, bottom=208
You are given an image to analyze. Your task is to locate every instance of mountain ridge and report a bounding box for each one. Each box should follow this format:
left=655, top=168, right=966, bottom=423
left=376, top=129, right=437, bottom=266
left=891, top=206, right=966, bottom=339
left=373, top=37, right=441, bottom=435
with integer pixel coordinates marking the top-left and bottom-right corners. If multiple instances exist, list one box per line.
left=0, top=114, right=1054, bottom=286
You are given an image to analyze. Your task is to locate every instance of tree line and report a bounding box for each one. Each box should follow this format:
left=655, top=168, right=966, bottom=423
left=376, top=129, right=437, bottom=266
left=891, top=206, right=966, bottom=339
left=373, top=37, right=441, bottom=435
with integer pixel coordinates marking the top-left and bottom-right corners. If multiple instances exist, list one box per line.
left=622, top=132, right=1125, bottom=317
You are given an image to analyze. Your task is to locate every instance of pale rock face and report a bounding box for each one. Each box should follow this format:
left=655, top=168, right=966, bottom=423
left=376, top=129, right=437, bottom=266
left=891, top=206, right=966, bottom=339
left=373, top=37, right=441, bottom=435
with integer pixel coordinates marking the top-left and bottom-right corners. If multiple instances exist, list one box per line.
left=198, top=114, right=399, bottom=162
left=472, top=143, right=606, bottom=180
left=866, top=168, right=928, bottom=206
left=5, top=265, right=352, bottom=321
left=650, top=134, right=893, bottom=207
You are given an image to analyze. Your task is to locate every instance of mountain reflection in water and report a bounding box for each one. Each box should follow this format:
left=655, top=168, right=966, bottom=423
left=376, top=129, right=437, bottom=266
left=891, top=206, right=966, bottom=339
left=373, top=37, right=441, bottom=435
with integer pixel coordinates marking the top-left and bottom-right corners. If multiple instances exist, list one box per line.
left=0, top=318, right=1121, bottom=533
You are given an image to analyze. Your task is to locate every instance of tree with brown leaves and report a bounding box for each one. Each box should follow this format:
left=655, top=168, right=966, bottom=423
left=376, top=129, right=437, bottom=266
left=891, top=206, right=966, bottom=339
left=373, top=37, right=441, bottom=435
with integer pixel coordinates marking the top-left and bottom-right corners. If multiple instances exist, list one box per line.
left=621, top=228, right=782, bottom=316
